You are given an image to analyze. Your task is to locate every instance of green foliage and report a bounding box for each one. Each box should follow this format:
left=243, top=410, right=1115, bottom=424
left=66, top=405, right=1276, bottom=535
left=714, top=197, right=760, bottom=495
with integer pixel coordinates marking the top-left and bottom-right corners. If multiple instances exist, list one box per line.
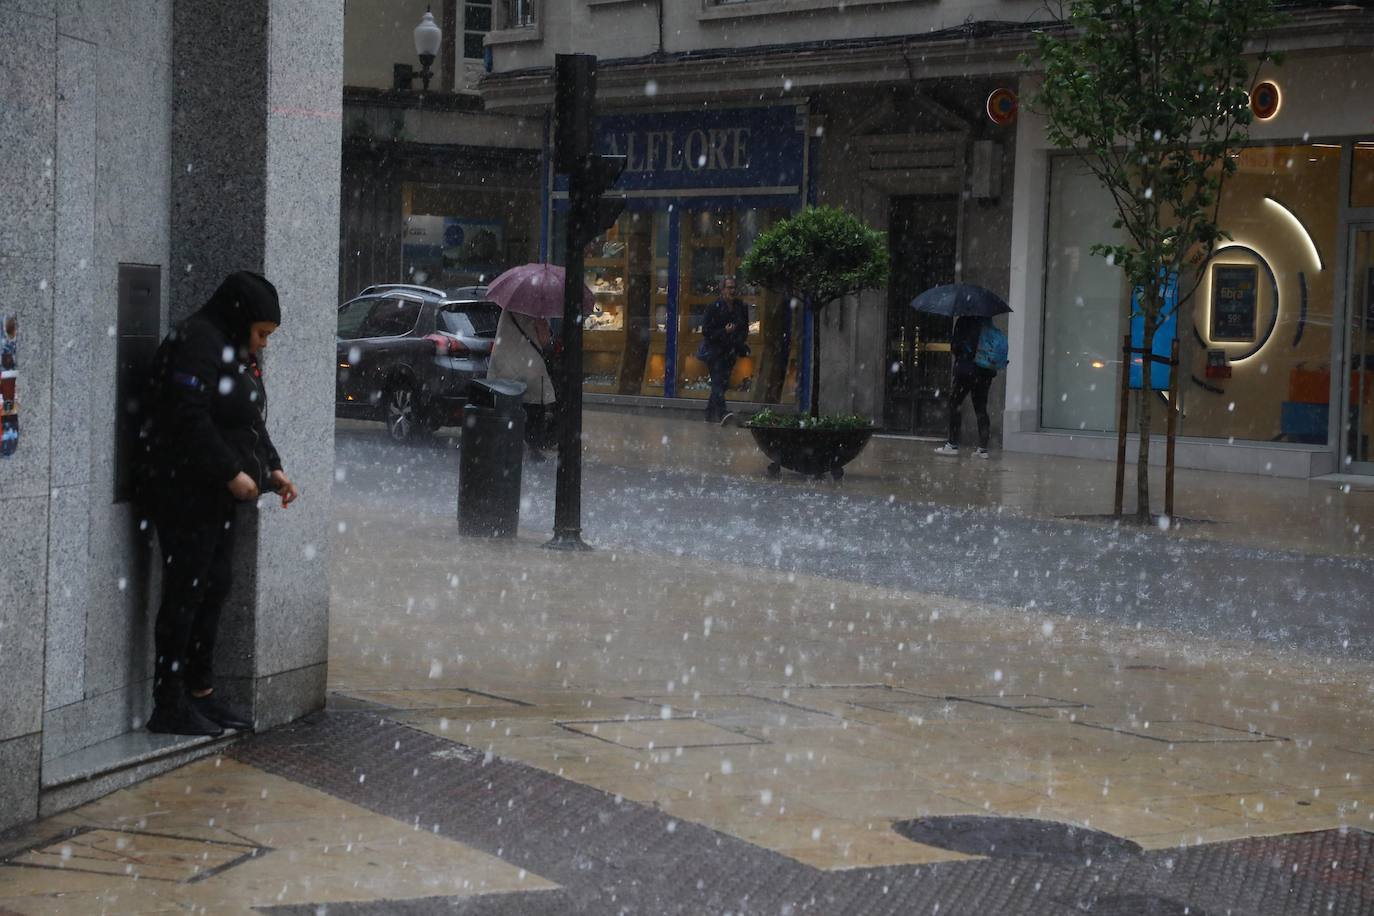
left=1025, top=0, right=1282, bottom=329
left=747, top=409, right=874, bottom=431
left=1024, top=0, right=1282, bottom=519
left=739, top=206, right=889, bottom=310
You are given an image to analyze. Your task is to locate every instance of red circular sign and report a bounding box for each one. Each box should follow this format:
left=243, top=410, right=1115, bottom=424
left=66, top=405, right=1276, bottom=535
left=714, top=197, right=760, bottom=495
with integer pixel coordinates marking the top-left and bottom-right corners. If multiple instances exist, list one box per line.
left=1250, top=82, right=1281, bottom=120
left=986, top=88, right=1018, bottom=126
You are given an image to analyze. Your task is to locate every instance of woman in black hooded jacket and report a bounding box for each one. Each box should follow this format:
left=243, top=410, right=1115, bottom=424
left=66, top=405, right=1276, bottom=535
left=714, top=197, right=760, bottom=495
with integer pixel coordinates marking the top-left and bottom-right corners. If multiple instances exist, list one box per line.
left=140, top=271, right=299, bottom=736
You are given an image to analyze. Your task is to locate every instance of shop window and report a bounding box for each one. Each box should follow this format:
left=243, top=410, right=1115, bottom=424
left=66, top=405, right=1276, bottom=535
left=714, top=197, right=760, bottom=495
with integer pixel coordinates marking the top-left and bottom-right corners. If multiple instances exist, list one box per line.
left=1040, top=158, right=1128, bottom=432
left=1040, top=145, right=1342, bottom=443
left=1352, top=141, right=1374, bottom=209
left=1188, top=144, right=1339, bottom=443
left=580, top=210, right=667, bottom=395
left=401, top=181, right=531, bottom=293
left=554, top=206, right=799, bottom=404
left=677, top=208, right=798, bottom=405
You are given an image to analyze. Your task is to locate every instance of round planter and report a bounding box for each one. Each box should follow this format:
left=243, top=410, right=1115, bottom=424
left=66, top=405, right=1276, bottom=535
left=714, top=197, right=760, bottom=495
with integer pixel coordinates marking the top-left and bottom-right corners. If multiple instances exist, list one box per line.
left=745, top=424, right=876, bottom=479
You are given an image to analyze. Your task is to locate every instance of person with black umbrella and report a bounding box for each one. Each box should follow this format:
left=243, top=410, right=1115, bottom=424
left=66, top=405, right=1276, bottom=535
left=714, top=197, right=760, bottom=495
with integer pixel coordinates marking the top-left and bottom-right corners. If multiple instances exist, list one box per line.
left=934, top=315, right=997, bottom=458
left=909, top=283, right=1011, bottom=460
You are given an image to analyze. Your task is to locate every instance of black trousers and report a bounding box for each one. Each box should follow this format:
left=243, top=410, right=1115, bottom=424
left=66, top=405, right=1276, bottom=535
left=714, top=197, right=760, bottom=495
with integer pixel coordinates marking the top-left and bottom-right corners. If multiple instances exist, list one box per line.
left=151, top=489, right=238, bottom=703
left=948, top=371, right=993, bottom=449
left=706, top=355, right=735, bottom=421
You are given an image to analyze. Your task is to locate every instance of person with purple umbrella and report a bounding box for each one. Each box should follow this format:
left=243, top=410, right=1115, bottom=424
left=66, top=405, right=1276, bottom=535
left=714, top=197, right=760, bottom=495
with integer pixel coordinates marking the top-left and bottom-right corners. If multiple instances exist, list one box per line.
left=483, top=262, right=594, bottom=461
left=489, top=308, right=555, bottom=461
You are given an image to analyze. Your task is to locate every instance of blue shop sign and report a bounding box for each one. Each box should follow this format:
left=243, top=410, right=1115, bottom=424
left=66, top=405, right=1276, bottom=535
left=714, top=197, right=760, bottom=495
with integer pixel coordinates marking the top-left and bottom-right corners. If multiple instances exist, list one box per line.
left=552, top=106, right=806, bottom=198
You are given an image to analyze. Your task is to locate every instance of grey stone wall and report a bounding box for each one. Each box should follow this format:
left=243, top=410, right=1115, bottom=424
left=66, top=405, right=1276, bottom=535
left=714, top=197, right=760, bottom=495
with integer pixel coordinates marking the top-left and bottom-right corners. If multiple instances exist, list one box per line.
left=168, top=0, right=341, bottom=728
left=41, top=0, right=174, bottom=770
left=0, top=0, right=340, bottom=830
left=1, top=1, right=59, bottom=832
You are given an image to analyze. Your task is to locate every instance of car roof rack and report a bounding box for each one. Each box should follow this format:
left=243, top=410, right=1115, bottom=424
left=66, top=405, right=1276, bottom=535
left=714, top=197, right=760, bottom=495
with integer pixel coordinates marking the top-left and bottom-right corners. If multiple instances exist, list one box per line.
left=360, top=283, right=446, bottom=298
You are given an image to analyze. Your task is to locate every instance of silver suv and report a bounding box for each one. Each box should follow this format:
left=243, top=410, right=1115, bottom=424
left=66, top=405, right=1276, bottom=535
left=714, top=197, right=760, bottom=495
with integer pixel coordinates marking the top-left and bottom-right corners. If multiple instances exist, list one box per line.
left=335, top=284, right=501, bottom=441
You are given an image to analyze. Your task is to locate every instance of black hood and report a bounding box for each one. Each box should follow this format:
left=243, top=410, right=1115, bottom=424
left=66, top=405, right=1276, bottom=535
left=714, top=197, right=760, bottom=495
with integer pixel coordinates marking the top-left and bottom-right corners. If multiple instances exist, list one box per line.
left=195, top=271, right=280, bottom=342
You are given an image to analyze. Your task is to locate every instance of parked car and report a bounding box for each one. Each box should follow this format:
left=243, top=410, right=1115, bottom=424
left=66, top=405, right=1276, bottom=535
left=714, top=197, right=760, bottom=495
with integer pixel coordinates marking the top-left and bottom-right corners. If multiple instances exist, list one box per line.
left=335, top=284, right=501, bottom=441
left=445, top=285, right=488, bottom=301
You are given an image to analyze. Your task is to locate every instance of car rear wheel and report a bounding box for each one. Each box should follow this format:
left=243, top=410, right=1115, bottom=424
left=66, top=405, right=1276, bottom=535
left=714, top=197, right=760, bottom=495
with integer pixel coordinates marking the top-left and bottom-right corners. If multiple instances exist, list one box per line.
left=384, top=382, right=424, bottom=443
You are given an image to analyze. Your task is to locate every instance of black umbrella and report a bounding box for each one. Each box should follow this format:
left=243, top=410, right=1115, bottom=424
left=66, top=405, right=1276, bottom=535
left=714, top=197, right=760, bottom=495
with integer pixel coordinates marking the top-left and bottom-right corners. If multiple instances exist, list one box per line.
left=909, top=283, right=1012, bottom=318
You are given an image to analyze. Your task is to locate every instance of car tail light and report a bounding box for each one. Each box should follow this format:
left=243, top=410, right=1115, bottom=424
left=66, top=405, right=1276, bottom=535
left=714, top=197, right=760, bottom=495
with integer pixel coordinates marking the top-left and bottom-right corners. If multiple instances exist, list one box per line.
left=425, top=333, right=470, bottom=356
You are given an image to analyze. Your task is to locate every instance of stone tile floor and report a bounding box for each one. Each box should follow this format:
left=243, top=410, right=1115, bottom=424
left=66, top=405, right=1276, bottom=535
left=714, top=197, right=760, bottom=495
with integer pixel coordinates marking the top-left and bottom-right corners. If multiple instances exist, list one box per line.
left=2, top=416, right=1372, bottom=913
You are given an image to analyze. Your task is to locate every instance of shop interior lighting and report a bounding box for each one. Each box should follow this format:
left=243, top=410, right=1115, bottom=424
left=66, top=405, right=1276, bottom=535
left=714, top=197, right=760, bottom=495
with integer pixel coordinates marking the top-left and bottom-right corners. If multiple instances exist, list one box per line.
left=1262, top=197, right=1324, bottom=271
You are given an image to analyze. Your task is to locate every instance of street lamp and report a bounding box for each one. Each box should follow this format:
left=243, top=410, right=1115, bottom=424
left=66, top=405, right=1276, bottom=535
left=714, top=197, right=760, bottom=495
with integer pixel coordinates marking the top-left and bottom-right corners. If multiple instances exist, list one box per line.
left=413, top=7, right=442, bottom=91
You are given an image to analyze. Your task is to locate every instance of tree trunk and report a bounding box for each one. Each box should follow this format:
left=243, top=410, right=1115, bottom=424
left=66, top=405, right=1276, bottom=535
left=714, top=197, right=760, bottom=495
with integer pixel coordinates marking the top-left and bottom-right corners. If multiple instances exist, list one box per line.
left=809, top=305, right=822, bottom=419
left=1135, top=385, right=1153, bottom=523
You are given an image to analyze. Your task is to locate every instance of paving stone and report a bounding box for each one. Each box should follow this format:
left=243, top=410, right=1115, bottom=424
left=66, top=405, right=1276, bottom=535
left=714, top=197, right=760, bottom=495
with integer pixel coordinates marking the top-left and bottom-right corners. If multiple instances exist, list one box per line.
left=234, top=712, right=1374, bottom=916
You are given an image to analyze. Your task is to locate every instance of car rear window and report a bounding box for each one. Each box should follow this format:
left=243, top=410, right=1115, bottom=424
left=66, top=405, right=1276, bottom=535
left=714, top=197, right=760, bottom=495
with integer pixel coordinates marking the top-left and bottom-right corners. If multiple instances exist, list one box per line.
left=439, top=301, right=501, bottom=338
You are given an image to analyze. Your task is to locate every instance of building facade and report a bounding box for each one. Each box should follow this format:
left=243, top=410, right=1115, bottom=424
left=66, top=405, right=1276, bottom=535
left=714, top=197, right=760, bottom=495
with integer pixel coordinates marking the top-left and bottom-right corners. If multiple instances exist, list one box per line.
left=340, top=0, right=543, bottom=300
left=0, top=1, right=341, bottom=831
left=479, top=0, right=1374, bottom=478
left=481, top=1, right=1033, bottom=425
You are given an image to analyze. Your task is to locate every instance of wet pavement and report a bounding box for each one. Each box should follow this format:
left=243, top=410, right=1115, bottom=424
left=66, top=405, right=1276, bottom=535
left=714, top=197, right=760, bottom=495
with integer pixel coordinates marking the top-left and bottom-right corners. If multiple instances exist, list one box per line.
left=3, top=411, right=1373, bottom=914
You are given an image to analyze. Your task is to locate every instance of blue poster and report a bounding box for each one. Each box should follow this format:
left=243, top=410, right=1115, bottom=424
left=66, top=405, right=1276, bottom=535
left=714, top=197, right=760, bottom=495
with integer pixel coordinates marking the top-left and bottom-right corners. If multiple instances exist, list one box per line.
left=1129, top=272, right=1178, bottom=391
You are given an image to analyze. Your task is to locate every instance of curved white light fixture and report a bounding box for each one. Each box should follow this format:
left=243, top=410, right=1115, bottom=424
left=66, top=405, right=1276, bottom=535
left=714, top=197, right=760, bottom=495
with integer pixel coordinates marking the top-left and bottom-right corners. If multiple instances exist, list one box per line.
left=1262, top=196, right=1323, bottom=271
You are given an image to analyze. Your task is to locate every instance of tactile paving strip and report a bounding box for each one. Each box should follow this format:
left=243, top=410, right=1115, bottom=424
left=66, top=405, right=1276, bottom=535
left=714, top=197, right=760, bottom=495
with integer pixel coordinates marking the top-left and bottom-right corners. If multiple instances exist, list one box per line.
left=240, top=712, right=1374, bottom=916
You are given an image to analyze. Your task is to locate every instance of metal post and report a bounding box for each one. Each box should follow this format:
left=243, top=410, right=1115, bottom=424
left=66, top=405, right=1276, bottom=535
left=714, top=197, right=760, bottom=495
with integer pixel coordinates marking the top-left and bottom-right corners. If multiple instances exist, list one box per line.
left=547, top=54, right=595, bottom=552
left=1114, top=334, right=1130, bottom=517
left=1164, top=337, right=1180, bottom=520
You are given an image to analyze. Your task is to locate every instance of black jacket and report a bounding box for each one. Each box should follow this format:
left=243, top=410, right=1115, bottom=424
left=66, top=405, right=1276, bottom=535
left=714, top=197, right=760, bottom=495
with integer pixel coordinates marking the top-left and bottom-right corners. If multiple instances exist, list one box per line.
left=142, top=272, right=283, bottom=496
left=701, top=297, right=750, bottom=361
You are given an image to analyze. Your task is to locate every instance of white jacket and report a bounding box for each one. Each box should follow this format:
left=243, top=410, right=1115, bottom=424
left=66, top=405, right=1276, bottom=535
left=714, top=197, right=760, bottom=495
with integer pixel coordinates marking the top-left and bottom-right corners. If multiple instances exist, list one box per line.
left=488, top=310, right=556, bottom=405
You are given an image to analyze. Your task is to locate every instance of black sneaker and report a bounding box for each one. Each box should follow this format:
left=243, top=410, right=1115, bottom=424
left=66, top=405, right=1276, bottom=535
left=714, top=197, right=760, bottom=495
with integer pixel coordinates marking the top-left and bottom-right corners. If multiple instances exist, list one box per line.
left=192, top=693, right=253, bottom=732
left=146, top=699, right=225, bottom=737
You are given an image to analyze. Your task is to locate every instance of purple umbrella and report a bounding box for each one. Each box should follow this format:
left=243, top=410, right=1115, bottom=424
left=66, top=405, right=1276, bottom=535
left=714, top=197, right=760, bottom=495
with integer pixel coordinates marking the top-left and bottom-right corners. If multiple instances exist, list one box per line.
left=485, top=263, right=595, bottom=318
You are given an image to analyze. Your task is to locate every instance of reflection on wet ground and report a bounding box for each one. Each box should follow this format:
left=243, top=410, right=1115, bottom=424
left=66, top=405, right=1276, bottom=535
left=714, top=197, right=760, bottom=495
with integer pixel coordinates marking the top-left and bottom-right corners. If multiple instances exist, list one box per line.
left=3, top=413, right=1371, bottom=914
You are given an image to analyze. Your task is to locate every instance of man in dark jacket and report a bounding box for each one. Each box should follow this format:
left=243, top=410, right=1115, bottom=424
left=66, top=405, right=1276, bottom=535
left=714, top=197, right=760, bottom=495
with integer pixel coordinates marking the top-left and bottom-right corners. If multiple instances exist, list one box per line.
left=699, top=277, right=750, bottom=423
left=934, top=316, right=995, bottom=459
left=139, top=271, right=299, bottom=736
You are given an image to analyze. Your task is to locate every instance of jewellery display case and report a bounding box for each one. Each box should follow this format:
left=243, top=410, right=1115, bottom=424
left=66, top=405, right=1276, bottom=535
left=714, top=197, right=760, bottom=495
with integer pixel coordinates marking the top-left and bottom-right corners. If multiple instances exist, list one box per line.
left=579, top=211, right=668, bottom=395
left=566, top=207, right=799, bottom=404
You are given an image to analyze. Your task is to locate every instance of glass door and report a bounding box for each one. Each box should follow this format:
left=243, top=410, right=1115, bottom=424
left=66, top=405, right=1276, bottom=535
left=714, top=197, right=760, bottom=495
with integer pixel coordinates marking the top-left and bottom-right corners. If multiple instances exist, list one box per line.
left=1343, top=226, right=1374, bottom=474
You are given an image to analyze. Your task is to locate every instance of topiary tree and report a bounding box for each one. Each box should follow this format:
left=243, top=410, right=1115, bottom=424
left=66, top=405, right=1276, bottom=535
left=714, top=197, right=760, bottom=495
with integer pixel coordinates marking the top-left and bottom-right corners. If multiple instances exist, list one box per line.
left=1026, top=0, right=1281, bottom=522
left=739, top=206, right=889, bottom=419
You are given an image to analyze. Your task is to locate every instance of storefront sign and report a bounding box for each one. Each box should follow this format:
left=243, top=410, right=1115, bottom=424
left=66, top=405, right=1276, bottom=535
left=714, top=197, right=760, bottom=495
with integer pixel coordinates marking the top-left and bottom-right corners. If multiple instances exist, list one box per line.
left=556, top=106, right=806, bottom=197
left=1250, top=81, right=1281, bottom=120
left=986, top=88, right=1017, bottom=126
left=1211, top=265, right=1258, bottom=342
